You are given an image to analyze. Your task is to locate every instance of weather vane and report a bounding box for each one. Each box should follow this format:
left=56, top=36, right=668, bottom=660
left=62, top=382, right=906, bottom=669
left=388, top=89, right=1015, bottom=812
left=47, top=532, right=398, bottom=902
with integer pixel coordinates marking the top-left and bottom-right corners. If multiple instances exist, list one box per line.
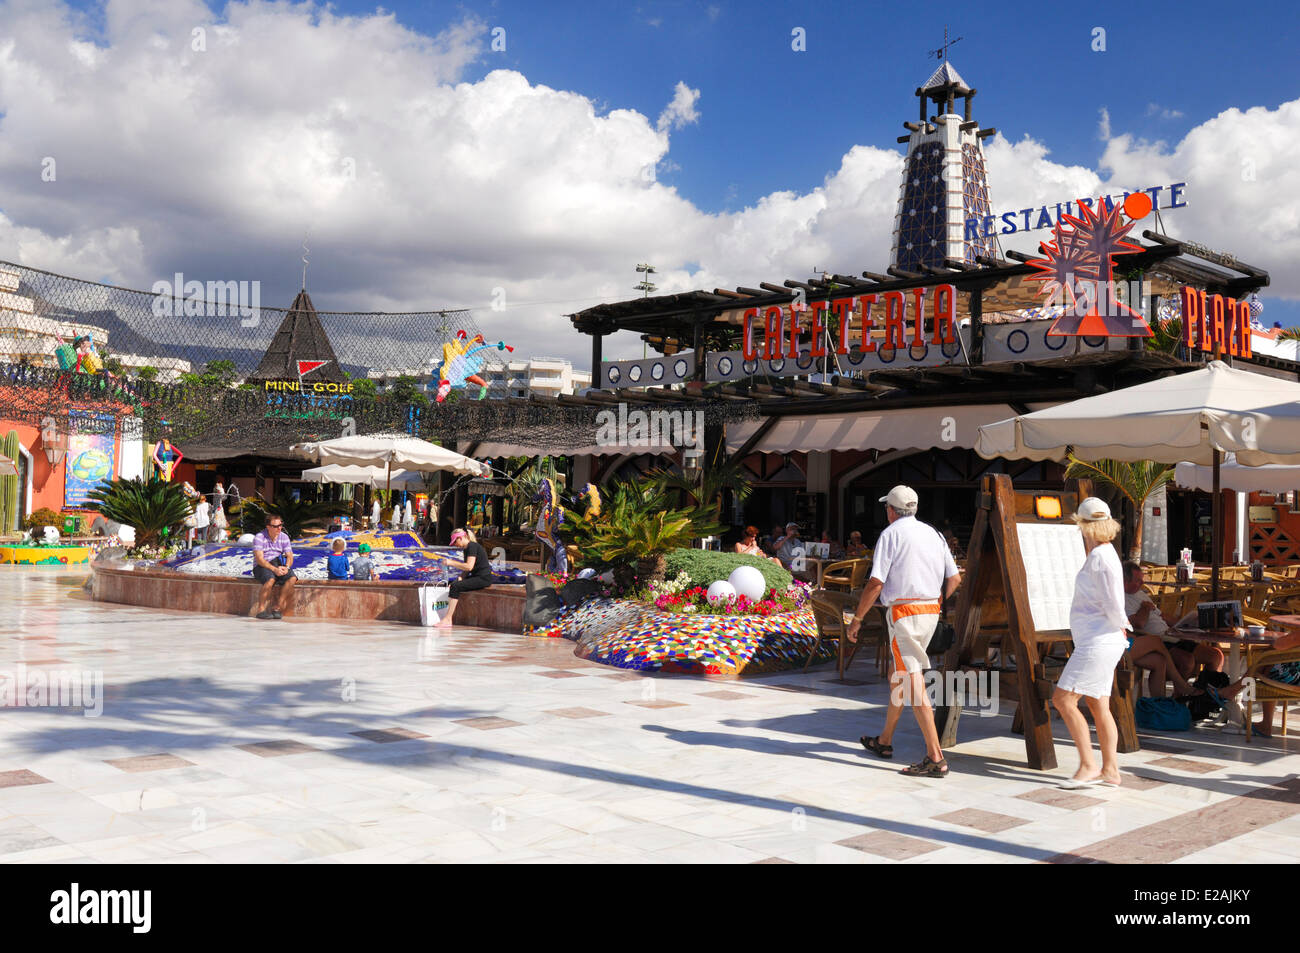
left=930, top=26, right=962, bottom=61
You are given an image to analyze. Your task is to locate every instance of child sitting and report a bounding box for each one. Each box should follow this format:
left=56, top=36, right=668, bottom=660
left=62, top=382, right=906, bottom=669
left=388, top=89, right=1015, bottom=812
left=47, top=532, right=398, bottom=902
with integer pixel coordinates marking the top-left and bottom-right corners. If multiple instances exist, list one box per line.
left=351, top=543, right=375, bottom=581
left=327, top=538, right=350, bottom=580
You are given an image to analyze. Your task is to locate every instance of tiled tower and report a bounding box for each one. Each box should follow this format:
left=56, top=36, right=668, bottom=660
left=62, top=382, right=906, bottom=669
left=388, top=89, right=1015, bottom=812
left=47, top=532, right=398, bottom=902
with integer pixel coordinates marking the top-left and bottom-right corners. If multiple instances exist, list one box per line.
left=890, top=60, right=997, bottom=272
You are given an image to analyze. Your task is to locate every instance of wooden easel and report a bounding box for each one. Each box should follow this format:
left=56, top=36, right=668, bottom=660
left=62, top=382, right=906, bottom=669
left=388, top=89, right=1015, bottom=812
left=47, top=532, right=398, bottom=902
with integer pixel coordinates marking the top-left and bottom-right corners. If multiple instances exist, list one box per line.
left=937, top=474, right=1139, bottom=769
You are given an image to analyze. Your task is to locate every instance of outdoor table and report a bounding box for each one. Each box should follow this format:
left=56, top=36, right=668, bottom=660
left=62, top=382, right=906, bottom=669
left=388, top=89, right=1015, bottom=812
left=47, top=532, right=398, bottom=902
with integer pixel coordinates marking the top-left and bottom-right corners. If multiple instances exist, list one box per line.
left=802, top=555, right=826, bottom=588
left=1170, top=624, right=1286, bottom=679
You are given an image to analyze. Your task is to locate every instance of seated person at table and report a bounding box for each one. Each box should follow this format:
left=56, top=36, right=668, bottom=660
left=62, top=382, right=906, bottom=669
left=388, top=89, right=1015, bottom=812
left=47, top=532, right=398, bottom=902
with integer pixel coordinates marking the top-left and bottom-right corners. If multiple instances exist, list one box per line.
left=763, top=524, right=785, bottom=557
left=327, top=538, right=350, bottom=580
left=775, top=523, right=804, bottom=570
left=819, top=530, right=845, bottom=560
left=735, top=526, right=781, bottom=564
left=1214, top=626, right=1300, bottom=737
left=351, top=543, right=375, bottom=581
left=845, top=530, right=868, bottom=559
left=1123, top=563, right=1224, bottom=691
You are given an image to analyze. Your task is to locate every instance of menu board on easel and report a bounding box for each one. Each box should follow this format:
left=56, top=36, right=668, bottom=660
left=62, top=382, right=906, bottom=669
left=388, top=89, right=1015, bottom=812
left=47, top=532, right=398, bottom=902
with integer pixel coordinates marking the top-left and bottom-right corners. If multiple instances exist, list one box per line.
left=1015, top=523, right=1086, bottom=633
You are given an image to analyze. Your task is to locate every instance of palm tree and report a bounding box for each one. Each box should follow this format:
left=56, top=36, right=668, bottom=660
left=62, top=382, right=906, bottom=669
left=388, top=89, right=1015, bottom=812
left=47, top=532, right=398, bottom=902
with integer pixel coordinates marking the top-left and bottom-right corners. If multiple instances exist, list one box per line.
left=645, top=455, right=752, bottom=526
left=1277, top=327, right=1300, bottom=342
left=86, top=477, right=193, bottom=547
left=1064, top=456, right=1175, bottom=560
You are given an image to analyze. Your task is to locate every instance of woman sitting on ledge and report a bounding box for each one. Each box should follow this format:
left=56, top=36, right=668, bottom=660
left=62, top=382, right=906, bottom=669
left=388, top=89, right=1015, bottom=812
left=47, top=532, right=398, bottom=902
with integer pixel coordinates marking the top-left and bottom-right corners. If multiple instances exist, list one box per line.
left=437, top=528, right=493, bottom=627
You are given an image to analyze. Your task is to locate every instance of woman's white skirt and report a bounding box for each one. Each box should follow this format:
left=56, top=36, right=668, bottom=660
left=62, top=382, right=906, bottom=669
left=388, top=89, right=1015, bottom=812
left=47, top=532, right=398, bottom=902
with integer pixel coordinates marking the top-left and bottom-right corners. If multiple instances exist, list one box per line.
left=1057, top=633, right=1127, bottom=699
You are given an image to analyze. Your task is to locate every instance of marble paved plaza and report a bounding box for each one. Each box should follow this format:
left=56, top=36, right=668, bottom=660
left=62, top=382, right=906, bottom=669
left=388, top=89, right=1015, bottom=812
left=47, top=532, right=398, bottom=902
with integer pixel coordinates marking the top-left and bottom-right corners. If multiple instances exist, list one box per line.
left=3, top=567, right=1300, bottom=864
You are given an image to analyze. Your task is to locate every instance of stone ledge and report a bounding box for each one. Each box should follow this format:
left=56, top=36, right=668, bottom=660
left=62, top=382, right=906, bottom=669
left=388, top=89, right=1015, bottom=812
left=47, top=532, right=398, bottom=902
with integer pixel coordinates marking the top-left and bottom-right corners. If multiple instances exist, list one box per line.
left=90, top=563, right=523, bottom=631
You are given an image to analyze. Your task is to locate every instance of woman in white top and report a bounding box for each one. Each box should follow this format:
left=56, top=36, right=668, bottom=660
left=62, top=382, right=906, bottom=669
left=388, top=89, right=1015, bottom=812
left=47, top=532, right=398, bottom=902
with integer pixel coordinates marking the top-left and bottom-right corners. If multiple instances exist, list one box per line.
left=1052, top=498, right=1129, bottom=789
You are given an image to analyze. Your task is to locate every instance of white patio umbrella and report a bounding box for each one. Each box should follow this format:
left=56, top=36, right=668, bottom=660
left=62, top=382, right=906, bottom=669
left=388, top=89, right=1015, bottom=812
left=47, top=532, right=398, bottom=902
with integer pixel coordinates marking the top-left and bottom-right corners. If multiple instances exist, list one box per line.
left=977, top=361, right=1300, bottom=597
left=300, top=464, right=427, bottom=489
left=291, top=435, right=490, bottom=488
left=1174, top=453, right=1300, bottom=493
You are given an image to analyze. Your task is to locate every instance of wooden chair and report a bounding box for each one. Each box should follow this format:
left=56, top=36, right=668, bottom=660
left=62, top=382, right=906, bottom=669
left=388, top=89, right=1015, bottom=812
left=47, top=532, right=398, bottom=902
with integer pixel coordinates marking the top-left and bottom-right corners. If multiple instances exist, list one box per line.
left=1244, top=646, right=1300, bottom=741
left=807, top=589, right=885, bottom=679
left=821, top=558, right=869, bottom=592
left=519, top=543, right=543, bottom=571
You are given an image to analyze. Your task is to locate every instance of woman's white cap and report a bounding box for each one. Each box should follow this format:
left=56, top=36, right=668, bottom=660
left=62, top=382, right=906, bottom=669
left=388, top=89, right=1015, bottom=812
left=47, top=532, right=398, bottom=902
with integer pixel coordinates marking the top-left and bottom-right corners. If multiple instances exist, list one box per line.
left=1075, top=497, right=1112, bottom=522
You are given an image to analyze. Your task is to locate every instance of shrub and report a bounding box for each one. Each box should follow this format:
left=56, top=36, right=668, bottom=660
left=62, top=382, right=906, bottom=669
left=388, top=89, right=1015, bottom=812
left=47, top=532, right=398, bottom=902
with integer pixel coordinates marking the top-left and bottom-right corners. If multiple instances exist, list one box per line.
left=661, top=548, right=791, bottom=593
left=24, top=508, right=63, bottom=532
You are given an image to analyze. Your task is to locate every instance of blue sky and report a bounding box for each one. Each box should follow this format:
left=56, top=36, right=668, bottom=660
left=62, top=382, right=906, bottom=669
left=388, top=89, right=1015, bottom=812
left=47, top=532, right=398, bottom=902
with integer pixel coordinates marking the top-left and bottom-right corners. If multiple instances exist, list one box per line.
left=11, top=0, right=1300, bottom=363
left=386, top=0, right=1297, bottom=215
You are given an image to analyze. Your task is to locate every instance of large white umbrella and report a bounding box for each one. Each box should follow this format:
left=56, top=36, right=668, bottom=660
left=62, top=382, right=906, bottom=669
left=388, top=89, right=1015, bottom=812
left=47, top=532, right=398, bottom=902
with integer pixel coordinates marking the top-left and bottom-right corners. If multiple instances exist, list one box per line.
left=292, top=435, right=489, bottom=478
left=1175, top=453, right=1300, bottom=493
left=977, top=361, right=1300, bottom=597
left=976, top=361, right=1300, bottom=467
left=300, top=464, right=427, bottom=489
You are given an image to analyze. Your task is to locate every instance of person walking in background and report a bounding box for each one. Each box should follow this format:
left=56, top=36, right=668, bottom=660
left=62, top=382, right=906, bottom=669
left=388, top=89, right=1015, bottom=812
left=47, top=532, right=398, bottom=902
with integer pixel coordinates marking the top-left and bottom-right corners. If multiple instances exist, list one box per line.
left=436, top=528, right=493, bottom=627
left=848, top=486, right=961, bottom=778
left=1052, top=498, right=1128, bottom=789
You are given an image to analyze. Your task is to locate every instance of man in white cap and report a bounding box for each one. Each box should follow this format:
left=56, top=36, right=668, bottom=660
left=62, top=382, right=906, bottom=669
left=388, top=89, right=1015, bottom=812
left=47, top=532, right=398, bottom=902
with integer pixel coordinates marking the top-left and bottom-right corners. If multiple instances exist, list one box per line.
left=847, top=485, right=961, bottom=778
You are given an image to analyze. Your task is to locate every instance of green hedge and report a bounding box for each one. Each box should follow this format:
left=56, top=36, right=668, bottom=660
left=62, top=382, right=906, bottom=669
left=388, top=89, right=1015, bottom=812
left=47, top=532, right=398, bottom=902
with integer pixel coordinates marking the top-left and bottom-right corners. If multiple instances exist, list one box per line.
left=662, top=548, right=792, bottom=593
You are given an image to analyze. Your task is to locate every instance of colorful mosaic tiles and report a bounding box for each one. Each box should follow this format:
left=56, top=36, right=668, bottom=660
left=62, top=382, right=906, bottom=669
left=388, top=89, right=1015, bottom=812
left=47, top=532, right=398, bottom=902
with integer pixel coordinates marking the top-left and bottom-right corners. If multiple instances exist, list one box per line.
left=154, top=531, right=526, bottom=585
left=527, top=597, right=832, bottom=675
left=0, top=545, right=91, bottom=566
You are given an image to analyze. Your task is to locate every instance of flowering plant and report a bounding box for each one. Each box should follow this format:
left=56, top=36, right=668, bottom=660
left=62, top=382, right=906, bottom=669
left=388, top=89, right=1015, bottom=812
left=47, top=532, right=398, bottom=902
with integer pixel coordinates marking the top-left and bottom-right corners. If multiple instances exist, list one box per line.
left=127, top=543, right=181, bottom=561
left=649, top=582, right=806, bottom=618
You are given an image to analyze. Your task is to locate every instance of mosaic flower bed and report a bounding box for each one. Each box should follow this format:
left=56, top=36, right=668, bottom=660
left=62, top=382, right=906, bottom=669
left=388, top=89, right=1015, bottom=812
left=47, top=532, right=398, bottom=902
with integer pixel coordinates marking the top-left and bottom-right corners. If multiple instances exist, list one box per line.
left=526, top=592, right=830, bottom=675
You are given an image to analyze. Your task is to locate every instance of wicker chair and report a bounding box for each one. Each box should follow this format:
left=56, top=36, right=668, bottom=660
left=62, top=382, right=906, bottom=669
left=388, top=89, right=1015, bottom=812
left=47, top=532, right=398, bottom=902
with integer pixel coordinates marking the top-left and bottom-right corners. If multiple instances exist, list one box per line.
left=1244, top=647, right=1300, bottom=741
left=808, top=589, right=885, bottom=679
left=821, top=558, right=869, bottom=593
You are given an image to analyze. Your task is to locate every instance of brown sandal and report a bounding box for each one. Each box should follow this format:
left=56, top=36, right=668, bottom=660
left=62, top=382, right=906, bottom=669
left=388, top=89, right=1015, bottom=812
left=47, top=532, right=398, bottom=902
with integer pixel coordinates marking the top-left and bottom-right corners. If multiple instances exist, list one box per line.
left=900, top=755, right=948, bottom=778
left=860, top=735, right=893, bottom=759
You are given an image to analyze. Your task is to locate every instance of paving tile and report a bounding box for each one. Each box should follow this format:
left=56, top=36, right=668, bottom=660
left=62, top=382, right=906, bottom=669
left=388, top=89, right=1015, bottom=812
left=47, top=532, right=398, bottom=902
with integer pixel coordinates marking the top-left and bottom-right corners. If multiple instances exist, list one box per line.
left=837, top=830, right=941, bottom=860
left=1146, top=756, right=1223, bottom=775
left=235, top=740, right=323, bottom=757
left=349, top=728, right=430, bottom=744
left=543, top=708, right=610, bottom=719
left=752, top=856, right=796, bottom=864
left=534, top=670, right=586, bottom=679
left=1138, top=740, right=1193, bottom=754
left=0, top=769, right=50, bottom=789
left=1015, top=787, right=1106, bottom=811
left=104, top=754, right=196, bottom=773
left=696, top=690, right=753, bottom=700
left=624, top=700, right=686, bottom=709
left=452, top=717, right=524, bottom=730
left=933, top=808, right=1030, bottom=834
left=1121, top=773, right=1168, bottom=791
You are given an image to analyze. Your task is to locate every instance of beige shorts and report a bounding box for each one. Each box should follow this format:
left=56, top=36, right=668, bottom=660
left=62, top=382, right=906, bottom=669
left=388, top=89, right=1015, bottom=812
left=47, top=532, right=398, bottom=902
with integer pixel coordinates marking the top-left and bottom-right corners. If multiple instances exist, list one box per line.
left=886, top=602, right=941, bottom=675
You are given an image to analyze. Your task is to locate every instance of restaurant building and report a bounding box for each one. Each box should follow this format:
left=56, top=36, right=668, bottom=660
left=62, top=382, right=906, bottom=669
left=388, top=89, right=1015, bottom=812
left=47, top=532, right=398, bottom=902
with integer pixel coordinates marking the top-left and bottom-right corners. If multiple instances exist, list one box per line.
left=562, top=60, right=1284, bottom=563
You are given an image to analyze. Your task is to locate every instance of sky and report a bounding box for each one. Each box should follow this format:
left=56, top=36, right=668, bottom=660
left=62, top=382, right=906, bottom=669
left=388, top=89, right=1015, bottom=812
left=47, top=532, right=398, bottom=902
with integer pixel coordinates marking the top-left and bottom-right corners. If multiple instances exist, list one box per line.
left=1, top=0, right=1298, bottom=369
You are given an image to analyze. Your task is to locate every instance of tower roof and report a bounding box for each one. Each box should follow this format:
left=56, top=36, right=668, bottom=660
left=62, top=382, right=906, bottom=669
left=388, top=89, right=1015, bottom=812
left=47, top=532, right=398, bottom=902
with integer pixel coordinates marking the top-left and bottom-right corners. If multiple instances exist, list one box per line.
left=922, top=60, right=971, bottom=95
left=248, top=289, right=348, bottom=383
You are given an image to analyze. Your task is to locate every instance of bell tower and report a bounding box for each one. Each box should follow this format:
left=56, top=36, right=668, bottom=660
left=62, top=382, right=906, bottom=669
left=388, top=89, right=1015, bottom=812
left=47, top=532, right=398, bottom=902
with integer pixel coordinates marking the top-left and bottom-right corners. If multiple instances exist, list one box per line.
left=890, top=56, right=998, bottom=271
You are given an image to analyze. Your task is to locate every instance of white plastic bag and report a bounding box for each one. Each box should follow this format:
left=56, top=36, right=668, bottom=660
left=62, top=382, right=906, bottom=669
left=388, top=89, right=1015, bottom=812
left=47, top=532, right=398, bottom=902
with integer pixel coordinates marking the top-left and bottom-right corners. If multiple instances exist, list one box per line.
left=418, top=585, right=451, bottom=626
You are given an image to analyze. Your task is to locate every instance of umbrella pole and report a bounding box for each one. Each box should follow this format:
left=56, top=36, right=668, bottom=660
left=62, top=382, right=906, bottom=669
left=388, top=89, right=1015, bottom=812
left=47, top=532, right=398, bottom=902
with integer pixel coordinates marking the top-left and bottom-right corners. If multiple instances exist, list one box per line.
left=1211, top=448, right=1221, bottom=601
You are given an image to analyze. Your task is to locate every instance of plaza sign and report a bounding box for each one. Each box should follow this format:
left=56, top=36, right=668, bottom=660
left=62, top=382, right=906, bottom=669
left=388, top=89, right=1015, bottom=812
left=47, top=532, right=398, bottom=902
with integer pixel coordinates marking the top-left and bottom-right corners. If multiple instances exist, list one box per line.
left=1180, top=286, right=1253, bottom=358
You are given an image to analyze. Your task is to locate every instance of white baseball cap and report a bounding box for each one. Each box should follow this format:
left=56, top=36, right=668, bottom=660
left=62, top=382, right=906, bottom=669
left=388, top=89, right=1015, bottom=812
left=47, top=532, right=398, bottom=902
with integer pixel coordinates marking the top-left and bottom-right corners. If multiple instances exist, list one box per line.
left=1074, top=497, right=1112, bottom=522
left=879, top=485, right=919, bottom=510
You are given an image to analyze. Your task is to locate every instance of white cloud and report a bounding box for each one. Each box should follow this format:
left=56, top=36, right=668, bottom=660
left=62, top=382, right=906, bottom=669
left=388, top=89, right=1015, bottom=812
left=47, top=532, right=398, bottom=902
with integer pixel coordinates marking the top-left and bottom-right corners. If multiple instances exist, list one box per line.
left=657, top=81, right=701, bottom=133
left=1146, top=103, right=1185, bottom=120
left=0, top=0, right=1294, bottom=373
left=1098, top=106, right=1111, bottom=140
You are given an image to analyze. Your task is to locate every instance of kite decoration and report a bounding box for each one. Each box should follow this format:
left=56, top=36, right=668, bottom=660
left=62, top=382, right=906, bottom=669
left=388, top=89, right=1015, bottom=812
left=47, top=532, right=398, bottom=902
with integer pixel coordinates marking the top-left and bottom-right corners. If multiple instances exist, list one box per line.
left=1027, top=192, right=1154, bottom=338
left=433, top=331, right=514, bottom=402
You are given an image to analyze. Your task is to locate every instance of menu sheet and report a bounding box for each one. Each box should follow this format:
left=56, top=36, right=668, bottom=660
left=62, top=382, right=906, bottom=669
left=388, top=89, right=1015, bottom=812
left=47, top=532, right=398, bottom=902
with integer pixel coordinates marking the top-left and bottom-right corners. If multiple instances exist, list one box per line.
left=1015, top=523, right=1086, bottom=633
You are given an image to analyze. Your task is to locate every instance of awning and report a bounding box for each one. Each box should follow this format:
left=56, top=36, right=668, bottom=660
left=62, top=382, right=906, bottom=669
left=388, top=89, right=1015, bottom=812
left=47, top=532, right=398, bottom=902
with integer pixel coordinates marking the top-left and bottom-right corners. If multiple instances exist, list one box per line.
left=726, top=404, right=1032, bottom=454
left=464, top=440, right=678, bottom=459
